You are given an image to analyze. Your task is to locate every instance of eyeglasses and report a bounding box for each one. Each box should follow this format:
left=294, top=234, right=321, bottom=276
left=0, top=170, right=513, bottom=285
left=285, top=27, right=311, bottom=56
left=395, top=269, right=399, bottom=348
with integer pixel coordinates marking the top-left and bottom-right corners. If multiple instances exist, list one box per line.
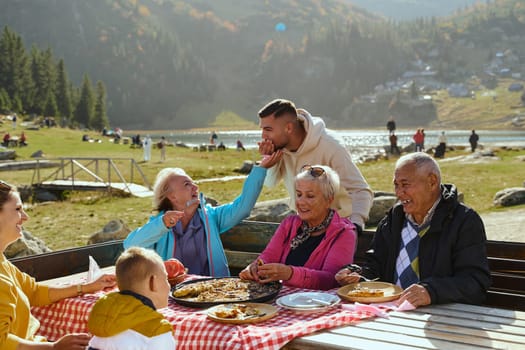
left=0, top=180, right=12, bottom=191
left=301, top=165, right=326, bottom=178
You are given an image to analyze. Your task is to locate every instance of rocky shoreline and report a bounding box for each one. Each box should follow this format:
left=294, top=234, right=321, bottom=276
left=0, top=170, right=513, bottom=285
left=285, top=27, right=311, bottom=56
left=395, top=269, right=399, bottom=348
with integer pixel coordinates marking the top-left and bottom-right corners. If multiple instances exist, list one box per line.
left=356, top=142, right=525, bottom=164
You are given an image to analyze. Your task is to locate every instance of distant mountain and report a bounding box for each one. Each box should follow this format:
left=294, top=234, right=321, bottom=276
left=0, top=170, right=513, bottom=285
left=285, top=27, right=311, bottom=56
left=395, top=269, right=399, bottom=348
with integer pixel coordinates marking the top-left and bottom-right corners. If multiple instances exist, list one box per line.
left=1, top=0, right=524, bottom=129
left=344, top=0, right=481, bottom=20
left=1, top=0, right=400, bottom=128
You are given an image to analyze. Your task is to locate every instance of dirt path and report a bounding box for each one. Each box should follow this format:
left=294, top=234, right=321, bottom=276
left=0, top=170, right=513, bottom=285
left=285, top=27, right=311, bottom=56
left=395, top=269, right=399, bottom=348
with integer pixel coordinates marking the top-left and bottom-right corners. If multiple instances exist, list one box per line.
left=481, top=208, right=525, bottom=242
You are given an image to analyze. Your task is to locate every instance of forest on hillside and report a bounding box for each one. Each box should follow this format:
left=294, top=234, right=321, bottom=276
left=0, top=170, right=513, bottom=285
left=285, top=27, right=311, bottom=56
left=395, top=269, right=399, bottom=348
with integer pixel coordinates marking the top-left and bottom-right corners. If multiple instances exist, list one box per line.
left=0, top=27, right=109, bottom=130
left=345, top=0, right=481, bottom=20
left=0, top=0, right=524, bottom=129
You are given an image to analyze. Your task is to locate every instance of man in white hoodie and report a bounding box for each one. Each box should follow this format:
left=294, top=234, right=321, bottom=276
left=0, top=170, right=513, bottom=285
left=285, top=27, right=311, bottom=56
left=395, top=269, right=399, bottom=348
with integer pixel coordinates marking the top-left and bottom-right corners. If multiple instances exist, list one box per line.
left=258, top=98, right=373, bottom=232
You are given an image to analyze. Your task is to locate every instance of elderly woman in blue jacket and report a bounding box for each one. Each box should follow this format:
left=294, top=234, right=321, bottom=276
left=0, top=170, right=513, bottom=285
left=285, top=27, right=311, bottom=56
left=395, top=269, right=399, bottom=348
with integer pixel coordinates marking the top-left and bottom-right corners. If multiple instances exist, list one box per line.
left=124, top=151, right=281, bottom=277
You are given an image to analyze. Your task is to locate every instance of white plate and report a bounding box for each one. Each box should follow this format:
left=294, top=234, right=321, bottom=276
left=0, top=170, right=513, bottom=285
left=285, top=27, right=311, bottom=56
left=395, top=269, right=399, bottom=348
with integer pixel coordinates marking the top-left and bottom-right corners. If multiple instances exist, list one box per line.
left=276, top=292, right=340, bottom=312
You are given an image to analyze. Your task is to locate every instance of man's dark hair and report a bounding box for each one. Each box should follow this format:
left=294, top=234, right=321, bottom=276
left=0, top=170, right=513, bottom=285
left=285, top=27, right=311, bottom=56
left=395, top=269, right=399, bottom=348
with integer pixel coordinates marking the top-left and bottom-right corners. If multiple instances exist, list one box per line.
left=258, top=99, right=297, bottom=118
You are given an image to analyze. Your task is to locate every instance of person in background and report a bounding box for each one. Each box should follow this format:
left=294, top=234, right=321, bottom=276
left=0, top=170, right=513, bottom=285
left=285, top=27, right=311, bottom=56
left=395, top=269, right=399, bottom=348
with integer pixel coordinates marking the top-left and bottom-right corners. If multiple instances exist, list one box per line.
left=87, top=247, right=175, bottom=350
left=19, top=131, right=27, bottom=147
left=0, top=180, right=116, bottom=350
left=123, top=151, right=282, bottom=277
left=434, top=131, right=447, bottom=158
left=257, top=98, right=373, bottom=234
left=11, top=114, right=17, bottom=129
left=132, top=134, right=142, bottom=148
left=158, top=136, right=167, bottom=162
left=413, top=128, right=424, bottom=152
left=2, top=132, right=10, bottom=147
left=143, top=135, right=152, bottom=162
left=210, top=131, right=218, bottom=145
left=389, top=132, right=400, bottom=155
left=335, top=153, right=490, bottom=307
left=239, top=165, right=357, bottom=290
left=236, top=139, right=246, bottom=151
left=469, top=130, right=479, bottom=153
left=386, top=116, right=396, bottom=135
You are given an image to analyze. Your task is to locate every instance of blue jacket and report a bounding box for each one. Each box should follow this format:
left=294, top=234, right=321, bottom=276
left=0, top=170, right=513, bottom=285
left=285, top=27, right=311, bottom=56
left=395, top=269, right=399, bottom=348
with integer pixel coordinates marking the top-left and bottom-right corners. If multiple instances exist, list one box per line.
left=123, top=166, right=267, bottom=277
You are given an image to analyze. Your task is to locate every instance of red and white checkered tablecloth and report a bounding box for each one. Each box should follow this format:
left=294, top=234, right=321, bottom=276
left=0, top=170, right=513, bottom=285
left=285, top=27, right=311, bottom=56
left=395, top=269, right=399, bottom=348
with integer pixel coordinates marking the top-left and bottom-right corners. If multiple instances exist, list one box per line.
left=32, top=280, right=374, bottom=350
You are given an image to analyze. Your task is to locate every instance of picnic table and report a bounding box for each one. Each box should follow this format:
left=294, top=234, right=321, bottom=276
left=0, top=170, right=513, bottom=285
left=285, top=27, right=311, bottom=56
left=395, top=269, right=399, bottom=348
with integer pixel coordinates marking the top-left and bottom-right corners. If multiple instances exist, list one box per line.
left=33, top=269, right=525, bottom=349
left=33, top=270, right=371, bottom=350
left=7, top=135, right=19, bottom=147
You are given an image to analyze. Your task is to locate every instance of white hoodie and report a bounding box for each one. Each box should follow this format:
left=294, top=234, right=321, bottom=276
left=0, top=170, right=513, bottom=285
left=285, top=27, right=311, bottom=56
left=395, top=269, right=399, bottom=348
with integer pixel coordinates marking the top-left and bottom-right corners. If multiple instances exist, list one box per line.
left=264, top=109, right=373, bottom=227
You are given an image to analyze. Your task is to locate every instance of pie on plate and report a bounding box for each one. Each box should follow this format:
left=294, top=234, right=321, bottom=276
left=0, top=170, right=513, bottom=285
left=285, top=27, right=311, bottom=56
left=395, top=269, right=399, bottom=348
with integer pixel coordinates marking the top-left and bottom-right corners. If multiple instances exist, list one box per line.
left=171, top=277, right=281, bottom=308
left=346, top=287, right=384, bottom=298
left=207, top=303, right=278, bottom=324
left=337, top=281, right=403, bottom=303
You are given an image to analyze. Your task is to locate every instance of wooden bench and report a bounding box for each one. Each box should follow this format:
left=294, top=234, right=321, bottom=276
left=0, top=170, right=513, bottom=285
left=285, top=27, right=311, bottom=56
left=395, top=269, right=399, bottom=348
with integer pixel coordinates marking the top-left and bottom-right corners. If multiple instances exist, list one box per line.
left=485, top=240, right=525, bottom=310
left=221, top=221, right=525, bottom=311
left=10, top=220, right=525, bottom=311
left=11, top=241, right=124, bottom=282
left=221, top=222, right=373, bottom=270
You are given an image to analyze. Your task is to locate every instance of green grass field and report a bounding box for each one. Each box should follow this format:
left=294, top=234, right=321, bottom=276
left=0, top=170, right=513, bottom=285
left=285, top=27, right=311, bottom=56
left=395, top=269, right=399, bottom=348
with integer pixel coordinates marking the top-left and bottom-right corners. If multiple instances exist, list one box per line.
left=1, top=124, right=524, bottom=251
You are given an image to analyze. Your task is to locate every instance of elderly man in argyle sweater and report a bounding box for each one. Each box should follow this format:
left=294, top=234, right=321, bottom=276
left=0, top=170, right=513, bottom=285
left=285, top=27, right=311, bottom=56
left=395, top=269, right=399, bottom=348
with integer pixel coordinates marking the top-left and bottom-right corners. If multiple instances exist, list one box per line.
left=336, top=152, right=490, bottom=307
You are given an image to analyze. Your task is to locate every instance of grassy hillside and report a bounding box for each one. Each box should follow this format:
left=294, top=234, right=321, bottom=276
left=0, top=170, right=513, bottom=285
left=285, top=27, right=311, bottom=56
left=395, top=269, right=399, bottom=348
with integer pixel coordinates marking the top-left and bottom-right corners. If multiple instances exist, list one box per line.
left=432, top=79, right=525, bottom=129
left=345, top=0, right=480, bottom=20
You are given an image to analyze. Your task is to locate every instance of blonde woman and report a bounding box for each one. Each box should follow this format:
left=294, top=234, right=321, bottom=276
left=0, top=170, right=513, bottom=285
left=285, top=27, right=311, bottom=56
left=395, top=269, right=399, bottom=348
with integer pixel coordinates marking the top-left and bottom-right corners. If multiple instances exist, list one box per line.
left=124, top=151, right=282, bottom=277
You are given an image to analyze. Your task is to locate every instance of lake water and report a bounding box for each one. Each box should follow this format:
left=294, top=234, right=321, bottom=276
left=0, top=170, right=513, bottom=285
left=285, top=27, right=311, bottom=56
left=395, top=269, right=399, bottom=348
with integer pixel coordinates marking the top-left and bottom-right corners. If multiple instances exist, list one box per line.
left=143, top=129, right=524, bottom=161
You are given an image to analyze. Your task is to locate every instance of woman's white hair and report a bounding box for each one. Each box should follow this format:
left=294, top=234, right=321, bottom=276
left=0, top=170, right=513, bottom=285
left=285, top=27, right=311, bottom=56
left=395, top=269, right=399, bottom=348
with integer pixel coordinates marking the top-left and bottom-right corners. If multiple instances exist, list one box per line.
left=152, top=168, right=189, bottom=210
left=295, top=164, right=340, bottom=200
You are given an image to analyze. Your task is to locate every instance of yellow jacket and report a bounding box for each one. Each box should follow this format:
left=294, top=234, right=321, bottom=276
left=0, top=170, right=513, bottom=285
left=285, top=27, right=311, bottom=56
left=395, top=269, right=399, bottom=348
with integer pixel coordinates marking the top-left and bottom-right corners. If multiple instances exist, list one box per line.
left=0, top=254, right=51, bottom=350
left=88, top=291, right=175, bottom=350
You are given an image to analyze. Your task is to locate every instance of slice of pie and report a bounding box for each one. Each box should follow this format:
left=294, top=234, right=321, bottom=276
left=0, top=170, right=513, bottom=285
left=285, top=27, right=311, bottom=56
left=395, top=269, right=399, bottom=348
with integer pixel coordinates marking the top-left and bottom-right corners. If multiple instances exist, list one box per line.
left=347, top=286, right=384, bottom=298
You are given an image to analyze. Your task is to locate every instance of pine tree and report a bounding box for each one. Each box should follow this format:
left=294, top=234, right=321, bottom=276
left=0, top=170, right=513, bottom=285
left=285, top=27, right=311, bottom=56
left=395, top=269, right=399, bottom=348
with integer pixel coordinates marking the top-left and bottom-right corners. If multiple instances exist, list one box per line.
left=0, top=88, right=11, bottom=112
left=30, top=46, right=56, bottom=115
left=44, top=92, right=58, bottom=117
left=74, top=74, right=94, bottom=128
left=92, top=81, right=109, bottom=130
left=11, top=94, right=23, bottom=113
left=0, top=26, right=32, bottom=113
left=30, top=46, right=45, bottom=114
left=55, top=59, right=73, bottom=120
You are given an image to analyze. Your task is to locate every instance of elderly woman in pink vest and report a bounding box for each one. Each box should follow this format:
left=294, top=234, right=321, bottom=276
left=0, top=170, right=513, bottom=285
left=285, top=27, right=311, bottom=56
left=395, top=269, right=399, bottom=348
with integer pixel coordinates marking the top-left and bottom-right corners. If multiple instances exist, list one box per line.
left=240, top=165, right=357, bottom=290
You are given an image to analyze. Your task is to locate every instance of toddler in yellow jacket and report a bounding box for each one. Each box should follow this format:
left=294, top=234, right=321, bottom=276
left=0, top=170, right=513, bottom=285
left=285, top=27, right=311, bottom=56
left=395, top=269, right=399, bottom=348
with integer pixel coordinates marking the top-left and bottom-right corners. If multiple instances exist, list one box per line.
left=88, top=247, right=175, bottom=350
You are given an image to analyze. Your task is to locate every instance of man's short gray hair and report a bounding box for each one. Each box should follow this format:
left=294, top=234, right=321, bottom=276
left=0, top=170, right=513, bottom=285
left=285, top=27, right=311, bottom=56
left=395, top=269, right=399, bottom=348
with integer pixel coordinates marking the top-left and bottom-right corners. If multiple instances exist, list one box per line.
left=296, top=165, right=340, bottom=200
left=153, top=167, right=189, bottom=210
left=395, top=152, right=441, bottom=183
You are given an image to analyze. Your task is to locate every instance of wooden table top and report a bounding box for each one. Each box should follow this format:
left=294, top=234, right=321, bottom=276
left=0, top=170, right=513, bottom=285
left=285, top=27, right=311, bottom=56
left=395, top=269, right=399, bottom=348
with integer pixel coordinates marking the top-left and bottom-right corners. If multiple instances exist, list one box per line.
left=38, top=265, right=115, bottom=286
left=285, top=302, right=525, bottom=350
